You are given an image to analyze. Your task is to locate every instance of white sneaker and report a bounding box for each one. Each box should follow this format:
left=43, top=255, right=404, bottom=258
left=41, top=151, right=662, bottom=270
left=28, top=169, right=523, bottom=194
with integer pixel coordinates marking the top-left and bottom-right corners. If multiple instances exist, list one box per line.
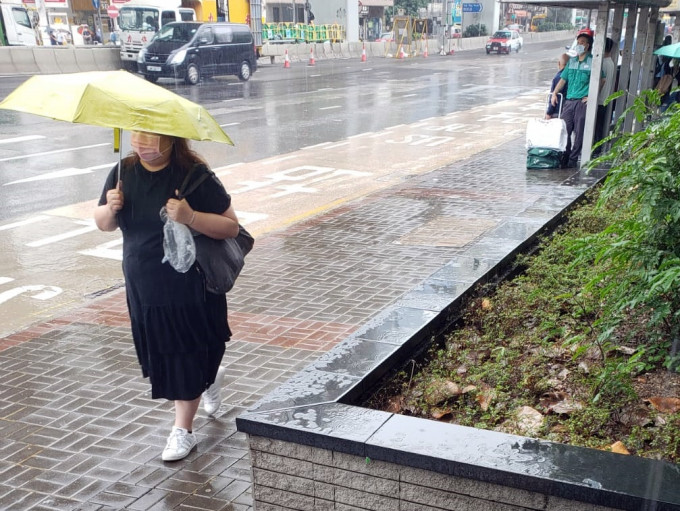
left=203, top=366, right=226, bottom=416
left=161, top=426, right=197, bottom=461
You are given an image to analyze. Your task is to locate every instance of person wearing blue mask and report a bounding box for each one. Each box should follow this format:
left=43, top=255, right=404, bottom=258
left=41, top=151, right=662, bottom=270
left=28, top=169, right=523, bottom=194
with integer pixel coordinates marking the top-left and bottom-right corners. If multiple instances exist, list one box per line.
left=550, top=30, right=605, bottom=168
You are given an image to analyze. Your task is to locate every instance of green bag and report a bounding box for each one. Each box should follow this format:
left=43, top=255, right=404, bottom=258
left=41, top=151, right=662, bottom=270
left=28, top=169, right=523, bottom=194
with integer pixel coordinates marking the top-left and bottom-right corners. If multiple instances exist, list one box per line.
left=526, top=147, right=562, bottom=170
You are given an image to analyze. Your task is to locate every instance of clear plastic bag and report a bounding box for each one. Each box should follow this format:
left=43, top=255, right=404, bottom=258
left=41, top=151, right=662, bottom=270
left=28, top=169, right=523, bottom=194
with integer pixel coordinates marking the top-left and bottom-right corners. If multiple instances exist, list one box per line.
left=160, top=206, right=196, bottom=273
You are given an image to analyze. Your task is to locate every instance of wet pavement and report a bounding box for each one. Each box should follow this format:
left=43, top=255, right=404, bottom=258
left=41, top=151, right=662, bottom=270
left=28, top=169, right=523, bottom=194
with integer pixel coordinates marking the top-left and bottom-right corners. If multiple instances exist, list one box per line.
left=0, top=132, right=600, bottom=509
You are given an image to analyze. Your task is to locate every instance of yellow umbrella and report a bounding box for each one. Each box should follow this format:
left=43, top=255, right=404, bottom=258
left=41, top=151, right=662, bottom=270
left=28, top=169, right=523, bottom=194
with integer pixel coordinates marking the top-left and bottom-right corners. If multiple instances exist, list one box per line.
left=0, top=70, right=233, bottom=145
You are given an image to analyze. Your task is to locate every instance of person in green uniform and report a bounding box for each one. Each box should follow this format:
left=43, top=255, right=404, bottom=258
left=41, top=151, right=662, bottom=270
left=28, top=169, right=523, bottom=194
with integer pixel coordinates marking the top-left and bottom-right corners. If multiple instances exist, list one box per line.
left=550, top=30, right=605, bottom=168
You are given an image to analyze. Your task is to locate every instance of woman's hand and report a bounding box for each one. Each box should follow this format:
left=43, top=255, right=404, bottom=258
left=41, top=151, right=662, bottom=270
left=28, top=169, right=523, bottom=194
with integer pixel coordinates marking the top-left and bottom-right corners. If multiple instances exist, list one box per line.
left=166, top=195, right=195, bottom=225
left=106, top=181, right=124, bottom=213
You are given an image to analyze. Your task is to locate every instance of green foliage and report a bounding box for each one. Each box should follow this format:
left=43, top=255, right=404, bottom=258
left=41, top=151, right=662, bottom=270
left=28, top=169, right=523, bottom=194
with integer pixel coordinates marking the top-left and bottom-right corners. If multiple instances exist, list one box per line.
left=390, top=0, right=428, bottom=18
left=366, top=92, right=680, bottom=463
left=537, top=22, right=573, bottom=32
left=463, top=24, right=487, bottom=37
left=576, top=90, right=680, bottom=379
left=546, top=7, right=573, bottom=24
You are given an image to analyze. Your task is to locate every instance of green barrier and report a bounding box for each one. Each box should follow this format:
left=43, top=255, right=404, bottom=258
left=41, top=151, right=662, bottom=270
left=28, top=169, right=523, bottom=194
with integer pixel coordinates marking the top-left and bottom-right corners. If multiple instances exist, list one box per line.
left=261, top=22, right=344, bottom=43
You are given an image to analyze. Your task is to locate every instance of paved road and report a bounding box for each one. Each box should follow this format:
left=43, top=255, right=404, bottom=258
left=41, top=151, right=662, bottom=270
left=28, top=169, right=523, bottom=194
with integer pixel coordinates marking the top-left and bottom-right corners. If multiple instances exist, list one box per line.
left=0, top=41, right=573, bottom=338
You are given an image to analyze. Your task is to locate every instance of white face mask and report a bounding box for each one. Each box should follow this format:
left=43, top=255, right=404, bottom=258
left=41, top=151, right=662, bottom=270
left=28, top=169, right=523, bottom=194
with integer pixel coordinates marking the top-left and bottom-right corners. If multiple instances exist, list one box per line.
left=575, top=44, right=586, bottom=55
left=131, top=132, right=171, bottom=164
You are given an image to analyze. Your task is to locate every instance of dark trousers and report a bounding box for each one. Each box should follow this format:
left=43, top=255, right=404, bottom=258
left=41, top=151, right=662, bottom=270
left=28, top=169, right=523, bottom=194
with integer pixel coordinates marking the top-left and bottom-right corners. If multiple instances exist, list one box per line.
left=563, top=99, right=587, bottom=165
left=594, top=104, right=610, bottom=146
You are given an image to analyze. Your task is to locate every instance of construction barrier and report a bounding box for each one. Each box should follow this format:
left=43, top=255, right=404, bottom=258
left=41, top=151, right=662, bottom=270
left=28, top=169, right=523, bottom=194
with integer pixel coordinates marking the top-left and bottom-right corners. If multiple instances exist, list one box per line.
left=262, top=23, right=345, bottom=43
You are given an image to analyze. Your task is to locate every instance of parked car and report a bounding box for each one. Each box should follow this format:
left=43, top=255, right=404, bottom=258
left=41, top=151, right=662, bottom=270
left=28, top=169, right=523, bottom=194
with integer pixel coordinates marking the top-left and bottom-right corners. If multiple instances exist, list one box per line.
left=485, top=29, right=523, bottom=54
left=137, top=21, right=257, bottom=85
left=375, top=31, right=394, bottom=42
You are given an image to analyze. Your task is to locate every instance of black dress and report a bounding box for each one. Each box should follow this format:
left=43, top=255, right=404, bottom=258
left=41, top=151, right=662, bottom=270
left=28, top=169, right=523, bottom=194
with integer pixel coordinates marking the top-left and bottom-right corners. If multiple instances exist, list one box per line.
left=99, top=160, right=232, bottom=400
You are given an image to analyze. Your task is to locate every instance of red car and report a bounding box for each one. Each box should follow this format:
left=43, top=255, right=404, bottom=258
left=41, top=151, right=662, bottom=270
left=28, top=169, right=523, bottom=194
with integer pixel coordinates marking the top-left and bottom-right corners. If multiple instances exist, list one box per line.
left=485, top=30, right=523, bottom=54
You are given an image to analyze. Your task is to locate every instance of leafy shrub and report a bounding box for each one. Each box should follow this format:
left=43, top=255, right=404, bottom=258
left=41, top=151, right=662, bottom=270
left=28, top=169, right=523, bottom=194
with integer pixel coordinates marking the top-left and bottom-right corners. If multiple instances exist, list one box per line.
left=464, top=24, right=487, bottom=37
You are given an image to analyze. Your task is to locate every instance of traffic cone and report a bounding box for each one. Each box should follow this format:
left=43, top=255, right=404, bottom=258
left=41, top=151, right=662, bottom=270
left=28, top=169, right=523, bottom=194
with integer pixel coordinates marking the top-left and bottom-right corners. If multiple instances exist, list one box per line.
left=361, top=42, right=367, bottom=62
left=423, top=42, right=428, bottom=58
left=283, top=49, right=291, bottom=68
left=308, top=47, right=315, bottom=66
left=398, top=46, right=406, bottom=59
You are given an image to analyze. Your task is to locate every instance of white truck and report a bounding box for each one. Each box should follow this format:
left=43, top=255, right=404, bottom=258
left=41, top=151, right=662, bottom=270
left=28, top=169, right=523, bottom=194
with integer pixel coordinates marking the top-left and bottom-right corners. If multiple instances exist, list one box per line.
left=0, top=0, right=38, bottom=46
left=117, top=0, right=197, bottom=69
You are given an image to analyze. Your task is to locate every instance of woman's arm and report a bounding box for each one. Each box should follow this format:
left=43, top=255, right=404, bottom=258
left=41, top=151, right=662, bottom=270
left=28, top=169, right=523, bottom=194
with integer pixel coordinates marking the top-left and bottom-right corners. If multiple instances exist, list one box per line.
left=95, top=182, right=123, bottom=232
left=165, top=198, right=239, bottom=240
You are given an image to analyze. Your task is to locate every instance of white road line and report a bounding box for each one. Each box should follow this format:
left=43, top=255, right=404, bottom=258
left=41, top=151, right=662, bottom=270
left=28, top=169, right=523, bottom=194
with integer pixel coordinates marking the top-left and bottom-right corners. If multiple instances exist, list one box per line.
left=27, top=222, right=98, bottom=248
left=348, top=133, right=371, bottom=139
left=0, top=143, right=110, bottom=162
left=320, top=105, right=342, bottom=110
left=0, top=135, right=45, bottom=145
left=325, top=141, right=350, bottom=149
left=0, top=277, right=15, bottom=285
left=79, top=238, right=123, bottom=261
left=263, top=155, right=297, bottom=165
left=220, top=122, right=241, bottom=127
left=301, top=142, right=331, bottom=150
left=4, top=163, right=115, bottom=185
left=0, top=216, right=49, bottom=231
left=214, top=162, right=244, bottom=177
left=402, top=94, right=417, bottom=98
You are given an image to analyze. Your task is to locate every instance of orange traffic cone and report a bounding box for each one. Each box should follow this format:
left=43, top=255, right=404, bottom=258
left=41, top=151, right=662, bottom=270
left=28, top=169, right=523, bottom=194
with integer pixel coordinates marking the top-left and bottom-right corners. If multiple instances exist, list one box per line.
left=361, top=43, right=367, bottom=62
left=398, top=46, right=406, bottom=59
left=423, top=42, right=428, bottom=58
left=283, top=49, right=291, bottom=68
left=308, top=47, right=315, bottom=66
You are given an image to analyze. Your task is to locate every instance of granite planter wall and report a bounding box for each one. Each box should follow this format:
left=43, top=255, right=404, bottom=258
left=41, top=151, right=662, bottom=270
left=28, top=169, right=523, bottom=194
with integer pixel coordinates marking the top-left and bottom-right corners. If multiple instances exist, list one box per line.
left=236, top=164, right=680, bottom=511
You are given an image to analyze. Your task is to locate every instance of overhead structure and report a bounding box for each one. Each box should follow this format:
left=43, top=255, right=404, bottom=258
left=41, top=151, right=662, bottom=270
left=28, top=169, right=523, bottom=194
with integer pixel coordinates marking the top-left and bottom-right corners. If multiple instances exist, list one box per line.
left=519, top=0, right=671, bottom=167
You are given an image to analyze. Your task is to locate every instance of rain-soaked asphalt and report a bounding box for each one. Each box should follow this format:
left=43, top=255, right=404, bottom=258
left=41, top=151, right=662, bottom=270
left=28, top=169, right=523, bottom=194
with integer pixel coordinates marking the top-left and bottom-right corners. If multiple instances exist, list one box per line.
left=0, top=39, right=612, bottom=510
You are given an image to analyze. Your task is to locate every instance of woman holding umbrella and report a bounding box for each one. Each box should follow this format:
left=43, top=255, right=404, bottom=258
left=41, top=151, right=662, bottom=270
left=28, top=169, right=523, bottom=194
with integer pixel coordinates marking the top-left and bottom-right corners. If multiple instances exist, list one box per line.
left=95, top=131, right=239, bottom=461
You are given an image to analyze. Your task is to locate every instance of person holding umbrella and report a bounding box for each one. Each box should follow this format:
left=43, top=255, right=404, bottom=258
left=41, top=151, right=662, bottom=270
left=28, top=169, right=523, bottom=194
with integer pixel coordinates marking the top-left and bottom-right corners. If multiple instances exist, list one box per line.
left=0, top=70, right=237, bottom=461
left=95, top=132, right=239, bottom=461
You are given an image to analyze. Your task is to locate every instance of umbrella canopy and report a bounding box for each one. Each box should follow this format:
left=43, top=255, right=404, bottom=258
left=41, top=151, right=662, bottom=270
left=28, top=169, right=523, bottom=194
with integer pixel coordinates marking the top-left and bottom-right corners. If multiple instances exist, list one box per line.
left=0, top=70, right=233, bottom=145
left=654, top=42, right=680, bottom=59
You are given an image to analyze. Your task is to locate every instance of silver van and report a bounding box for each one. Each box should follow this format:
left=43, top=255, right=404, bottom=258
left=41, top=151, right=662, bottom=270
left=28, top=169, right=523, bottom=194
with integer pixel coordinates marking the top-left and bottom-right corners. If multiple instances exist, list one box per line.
left=137, top=22, right=257, bottom=85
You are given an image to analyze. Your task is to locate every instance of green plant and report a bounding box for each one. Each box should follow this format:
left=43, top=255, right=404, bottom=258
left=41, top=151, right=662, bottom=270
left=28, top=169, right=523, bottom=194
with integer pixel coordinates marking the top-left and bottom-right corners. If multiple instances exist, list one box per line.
left=574, top=91, right=680, bottom=389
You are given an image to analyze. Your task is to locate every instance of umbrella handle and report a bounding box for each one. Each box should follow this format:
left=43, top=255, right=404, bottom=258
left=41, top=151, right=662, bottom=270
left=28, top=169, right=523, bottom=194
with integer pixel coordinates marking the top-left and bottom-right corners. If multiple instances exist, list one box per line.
left=116, top=128, right=122, bottom=183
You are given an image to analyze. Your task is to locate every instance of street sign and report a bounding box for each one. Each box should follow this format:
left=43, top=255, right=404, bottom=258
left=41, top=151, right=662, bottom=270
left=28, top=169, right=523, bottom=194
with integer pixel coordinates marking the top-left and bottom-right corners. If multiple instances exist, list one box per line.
left=462, top=3, right=483, bottom=13
left=92, top=0, right=100, bottom=9
left=107, top=4, right=118, bottom=17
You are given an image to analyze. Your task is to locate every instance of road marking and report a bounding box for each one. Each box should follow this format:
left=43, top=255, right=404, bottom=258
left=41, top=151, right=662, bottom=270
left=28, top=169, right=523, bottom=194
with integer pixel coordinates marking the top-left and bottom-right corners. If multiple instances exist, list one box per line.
left=320, top=105, right=342, bottom=110
left=214, top=162, right=244, bottom=177
left=301, top=142, right=331, bottom=150
left=402, top=93, right=417, bottom=98
left=79, top=238, right=123, bottom=261
left=0, top=143, right=110, bottom=162
left=4, top=164, right=115, bottom=185
left=325, top=141, right=350, bottom=149
left=0, top=135, right=45, bottom=145
left=263, top=155, right=298, bottom=165
left=27, top=220, right=98, bottom=248
left=0, top=277, right=15, bottom=285
left=0, top=216, right=49, bottom=231
left=0, top=285, right=63, bottom=305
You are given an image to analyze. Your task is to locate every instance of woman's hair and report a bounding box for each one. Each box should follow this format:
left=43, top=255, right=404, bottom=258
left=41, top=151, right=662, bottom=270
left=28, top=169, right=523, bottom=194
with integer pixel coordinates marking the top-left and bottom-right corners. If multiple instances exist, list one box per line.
left=121, top=135, right=207, bottom=176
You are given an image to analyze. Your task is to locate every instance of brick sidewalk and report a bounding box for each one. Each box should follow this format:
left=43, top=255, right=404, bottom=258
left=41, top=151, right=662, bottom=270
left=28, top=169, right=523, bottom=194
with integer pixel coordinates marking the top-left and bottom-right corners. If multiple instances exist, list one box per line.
left=0, top=137, right=598, bottom=510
